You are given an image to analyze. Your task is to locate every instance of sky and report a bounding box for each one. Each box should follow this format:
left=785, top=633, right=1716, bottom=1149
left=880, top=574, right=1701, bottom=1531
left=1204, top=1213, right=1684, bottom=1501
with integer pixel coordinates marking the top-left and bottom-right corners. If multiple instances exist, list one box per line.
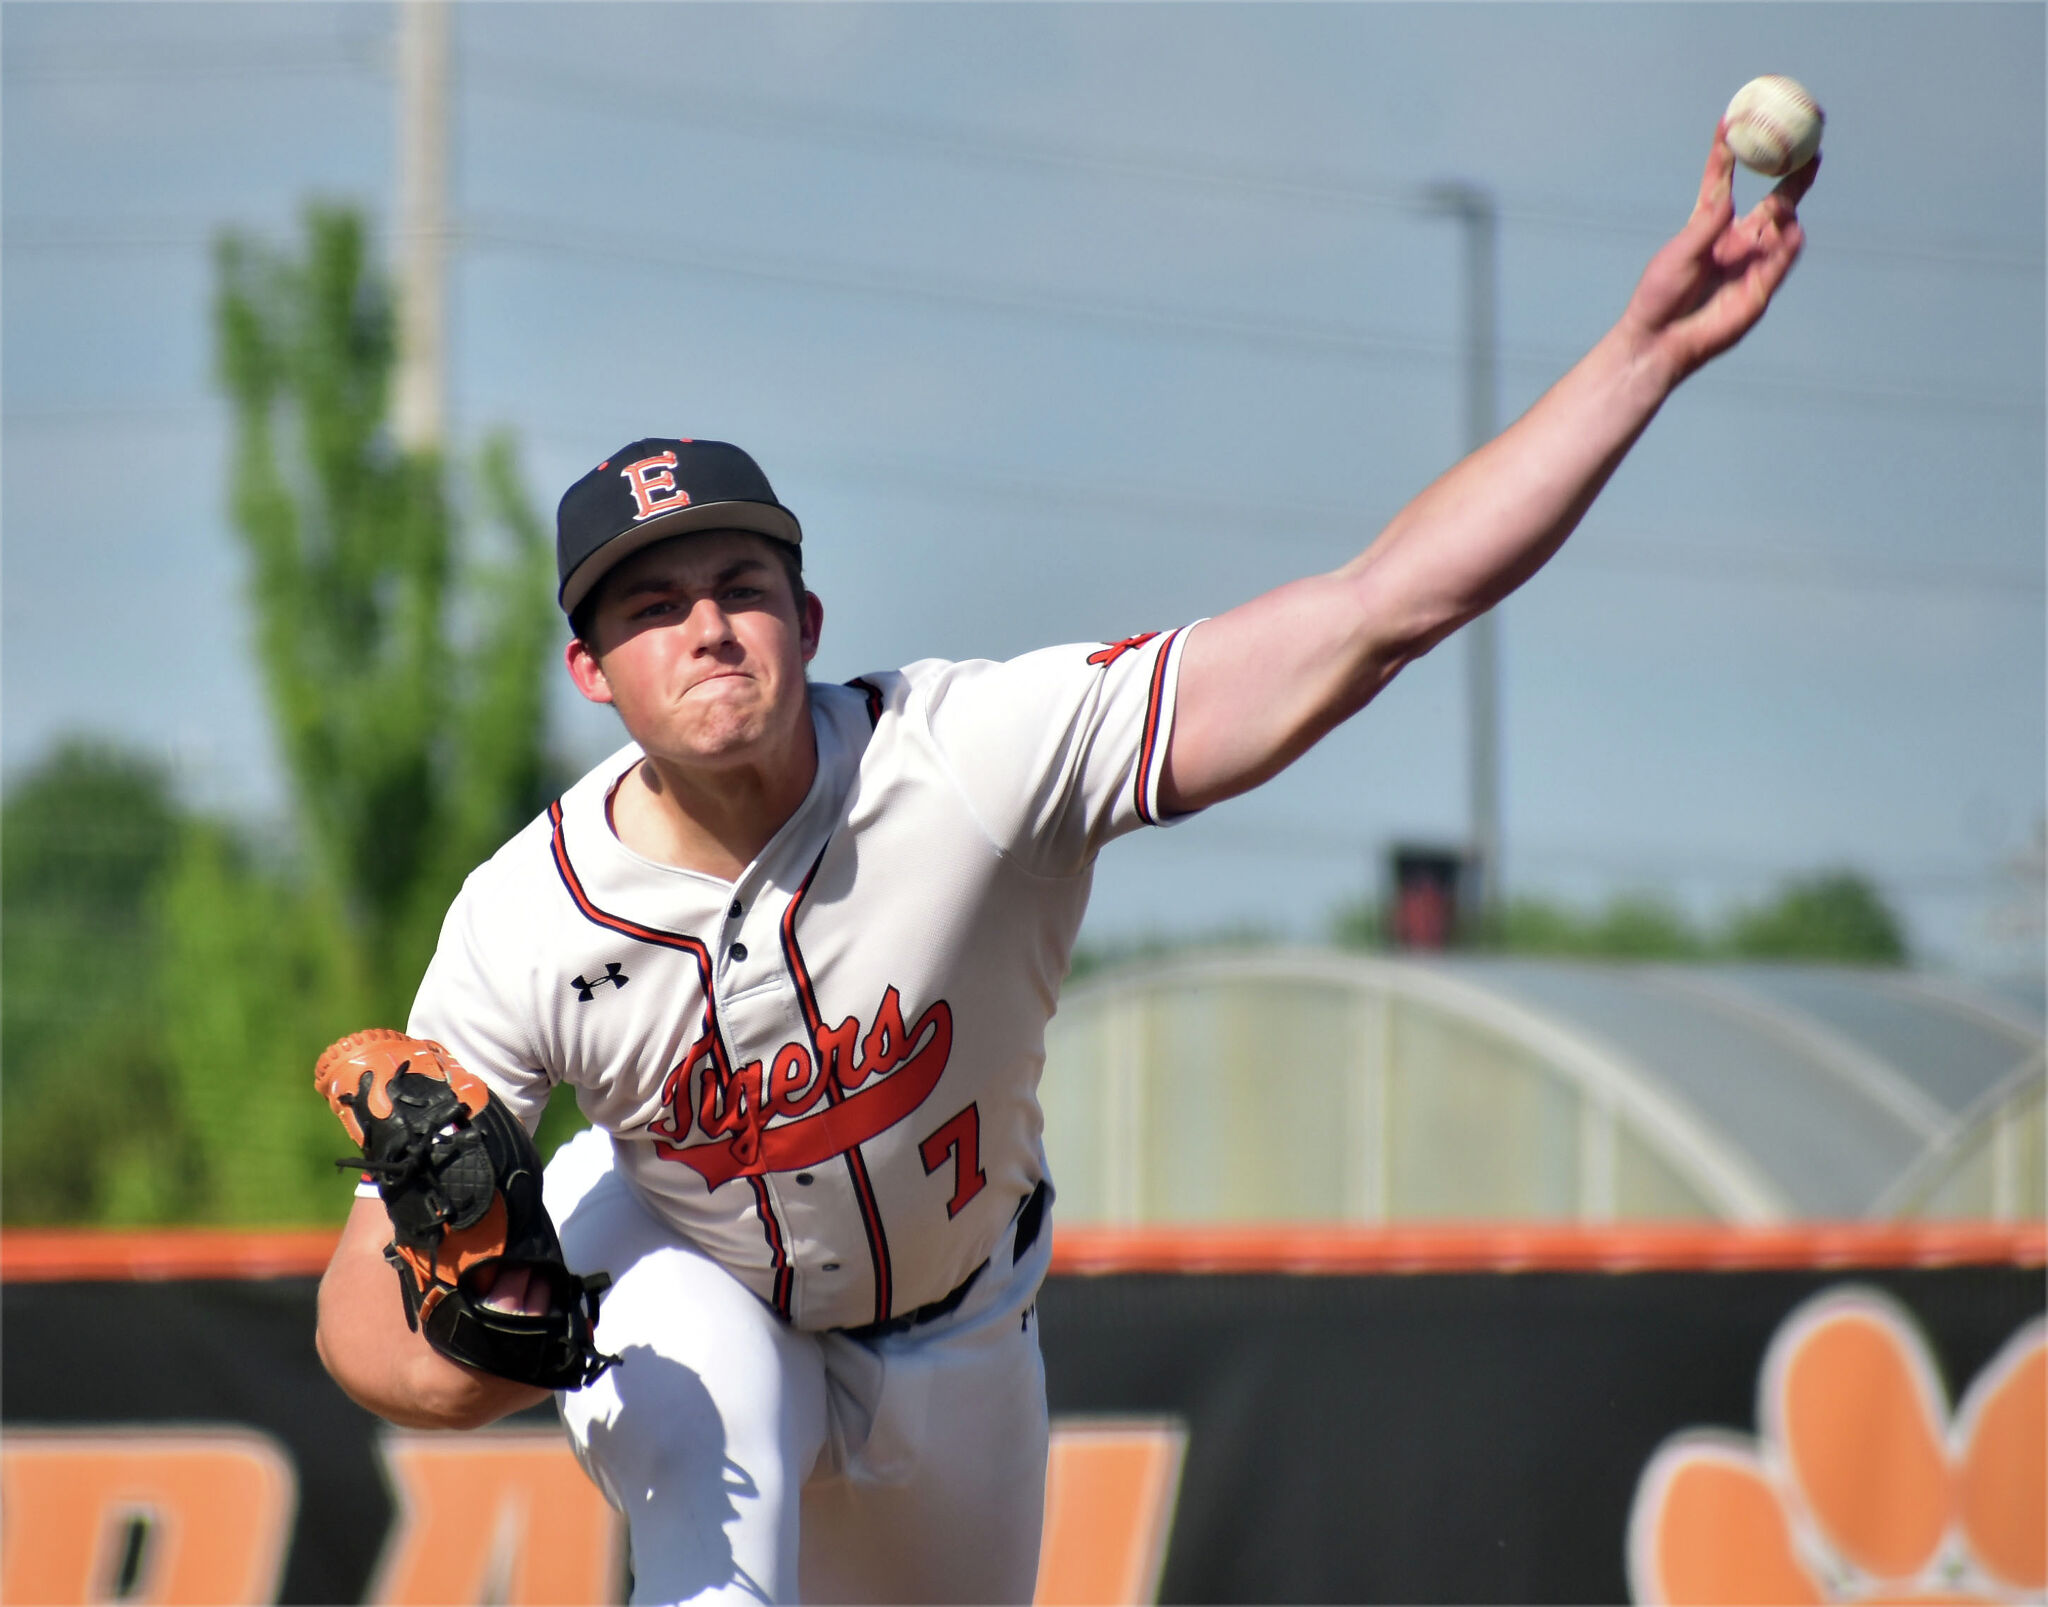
left=5, top=2, right=2043, bottom=980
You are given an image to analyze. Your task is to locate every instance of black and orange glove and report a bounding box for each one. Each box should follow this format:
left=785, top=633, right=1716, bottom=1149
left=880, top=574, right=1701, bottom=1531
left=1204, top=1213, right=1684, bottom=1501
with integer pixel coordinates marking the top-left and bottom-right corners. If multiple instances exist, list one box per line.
left=316, top=1029, right=617, bottom=1391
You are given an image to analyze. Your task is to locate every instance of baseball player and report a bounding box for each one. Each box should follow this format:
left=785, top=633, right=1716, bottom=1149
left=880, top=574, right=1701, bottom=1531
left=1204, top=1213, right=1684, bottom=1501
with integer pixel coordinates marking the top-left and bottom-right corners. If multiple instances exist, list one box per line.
left=315, top=130, right=1814, bottom=1604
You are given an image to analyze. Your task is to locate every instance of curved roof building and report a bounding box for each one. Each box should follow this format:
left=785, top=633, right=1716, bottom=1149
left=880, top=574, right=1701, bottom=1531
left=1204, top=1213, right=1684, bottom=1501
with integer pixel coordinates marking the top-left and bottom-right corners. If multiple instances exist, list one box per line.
left=1038, top=949, right=2044, bottom=1225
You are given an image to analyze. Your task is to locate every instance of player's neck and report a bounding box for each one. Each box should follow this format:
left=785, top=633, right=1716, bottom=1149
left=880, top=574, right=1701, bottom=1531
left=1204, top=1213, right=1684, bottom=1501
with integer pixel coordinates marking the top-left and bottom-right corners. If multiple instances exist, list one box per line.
left=608, top=720, right=819, bottom=882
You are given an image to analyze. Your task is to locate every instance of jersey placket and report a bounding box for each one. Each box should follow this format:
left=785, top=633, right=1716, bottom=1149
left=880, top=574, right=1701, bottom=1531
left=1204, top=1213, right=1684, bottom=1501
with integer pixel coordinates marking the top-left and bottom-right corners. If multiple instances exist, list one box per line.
left=716, top=867, right=888, bottom=1331
left=549, top=797, right=805, bottom=1316
left=777, top=840, right=897, bottom=1330
left=710, top=874, right=798, bottom=1322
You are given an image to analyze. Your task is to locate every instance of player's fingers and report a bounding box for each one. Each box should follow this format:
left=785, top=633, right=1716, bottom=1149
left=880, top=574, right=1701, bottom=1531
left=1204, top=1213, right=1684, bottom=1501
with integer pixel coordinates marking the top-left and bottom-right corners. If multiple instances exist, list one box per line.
left=1771, top=151, right=1821, bottom=213
left=1731, top=219, right=1804, bottom=322
left=1689, top=121, right=1737, bottom=224
left=1760, top=218, right=1807, bottom=288
left=480, top=1263, right=551, bottom=1316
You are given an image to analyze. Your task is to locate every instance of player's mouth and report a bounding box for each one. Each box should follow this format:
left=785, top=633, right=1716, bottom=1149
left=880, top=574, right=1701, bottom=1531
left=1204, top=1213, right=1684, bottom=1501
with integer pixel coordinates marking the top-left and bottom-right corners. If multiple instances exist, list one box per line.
left=683, top=668, right=754, bottom=696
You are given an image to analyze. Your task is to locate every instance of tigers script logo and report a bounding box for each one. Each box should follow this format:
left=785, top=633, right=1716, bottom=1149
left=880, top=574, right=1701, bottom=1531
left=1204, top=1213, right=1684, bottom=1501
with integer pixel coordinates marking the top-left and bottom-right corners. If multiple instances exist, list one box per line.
left=648, top=985, right=954, bottom=1188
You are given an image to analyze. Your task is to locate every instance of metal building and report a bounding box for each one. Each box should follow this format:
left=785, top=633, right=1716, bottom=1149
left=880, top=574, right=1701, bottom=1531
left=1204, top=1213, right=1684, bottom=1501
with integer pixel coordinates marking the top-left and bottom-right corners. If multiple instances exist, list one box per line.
left=1038, top=949, right=2045, bottom=1225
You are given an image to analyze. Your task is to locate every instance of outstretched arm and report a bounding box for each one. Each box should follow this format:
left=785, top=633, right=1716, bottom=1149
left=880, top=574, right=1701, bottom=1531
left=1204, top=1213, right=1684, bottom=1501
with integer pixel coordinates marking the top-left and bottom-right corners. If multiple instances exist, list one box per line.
left=1161, top=125, right=1817, bottom=814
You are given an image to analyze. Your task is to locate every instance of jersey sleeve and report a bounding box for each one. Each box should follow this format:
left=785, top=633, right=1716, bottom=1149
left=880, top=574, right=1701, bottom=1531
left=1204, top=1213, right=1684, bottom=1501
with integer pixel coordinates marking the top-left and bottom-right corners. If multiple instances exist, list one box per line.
left=919, top=624, right=1200, bottom=876
left=403, top=865, right=556, bottom=1136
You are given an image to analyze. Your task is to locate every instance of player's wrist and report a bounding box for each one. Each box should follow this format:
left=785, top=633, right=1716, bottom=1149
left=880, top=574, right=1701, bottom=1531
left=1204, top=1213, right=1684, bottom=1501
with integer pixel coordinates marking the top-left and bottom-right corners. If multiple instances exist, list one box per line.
left=1601, top=316, right=1687, bottom=410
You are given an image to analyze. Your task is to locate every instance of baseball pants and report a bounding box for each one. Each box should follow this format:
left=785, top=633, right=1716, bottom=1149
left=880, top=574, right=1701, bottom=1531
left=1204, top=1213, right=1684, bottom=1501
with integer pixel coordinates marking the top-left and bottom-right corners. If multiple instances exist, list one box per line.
left=546, top=1128, right=1053, bottom=1606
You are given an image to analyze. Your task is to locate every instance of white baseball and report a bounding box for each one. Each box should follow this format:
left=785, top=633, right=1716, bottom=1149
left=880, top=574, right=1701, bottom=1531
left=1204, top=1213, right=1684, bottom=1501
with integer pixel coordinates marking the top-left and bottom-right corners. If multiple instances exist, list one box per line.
left=1723, top=76, right=1824, bottom=177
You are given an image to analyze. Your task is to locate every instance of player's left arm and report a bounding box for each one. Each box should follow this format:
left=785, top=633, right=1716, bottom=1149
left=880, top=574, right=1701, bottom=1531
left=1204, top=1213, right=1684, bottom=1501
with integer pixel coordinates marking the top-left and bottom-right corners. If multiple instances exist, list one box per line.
left=1160, top=126, right=1816, bottom=815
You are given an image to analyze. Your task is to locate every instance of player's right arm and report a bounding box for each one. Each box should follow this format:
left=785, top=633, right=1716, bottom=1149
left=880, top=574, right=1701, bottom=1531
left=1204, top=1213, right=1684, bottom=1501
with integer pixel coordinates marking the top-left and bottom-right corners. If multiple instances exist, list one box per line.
left=316, top=1196, right=552, bottom=1430
left=1159, top=126, right=1816, bottom=816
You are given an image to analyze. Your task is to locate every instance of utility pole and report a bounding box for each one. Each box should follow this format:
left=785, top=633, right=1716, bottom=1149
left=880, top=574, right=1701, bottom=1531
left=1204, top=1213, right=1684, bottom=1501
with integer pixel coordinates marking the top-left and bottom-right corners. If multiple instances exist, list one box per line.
left=394, top=0, right=450, bottom=451
left=1422, top=182, right=1501, bottom=933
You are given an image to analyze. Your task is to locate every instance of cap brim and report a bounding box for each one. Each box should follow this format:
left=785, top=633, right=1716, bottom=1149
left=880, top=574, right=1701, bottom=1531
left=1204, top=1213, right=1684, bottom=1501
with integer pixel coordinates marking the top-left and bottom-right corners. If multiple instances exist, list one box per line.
left=559, top=499, right=803, bottom=615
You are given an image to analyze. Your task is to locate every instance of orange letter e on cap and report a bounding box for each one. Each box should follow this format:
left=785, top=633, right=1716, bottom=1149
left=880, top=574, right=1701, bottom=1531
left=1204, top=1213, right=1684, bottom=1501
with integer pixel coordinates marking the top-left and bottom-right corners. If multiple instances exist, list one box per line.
left=621, top=452, right=691, bottom=522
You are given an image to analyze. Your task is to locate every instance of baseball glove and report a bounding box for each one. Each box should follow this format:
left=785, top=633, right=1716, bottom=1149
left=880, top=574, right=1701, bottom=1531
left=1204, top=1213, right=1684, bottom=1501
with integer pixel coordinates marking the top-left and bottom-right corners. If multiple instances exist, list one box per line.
left=316, top=1028, right=617, bottom=1391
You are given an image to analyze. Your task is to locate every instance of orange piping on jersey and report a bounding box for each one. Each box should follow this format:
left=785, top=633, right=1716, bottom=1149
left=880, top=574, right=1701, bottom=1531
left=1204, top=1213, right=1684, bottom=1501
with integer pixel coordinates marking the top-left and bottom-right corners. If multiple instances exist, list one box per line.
left=846, top=676, right=885, bottom=727
left=548, top=799, right=796, bottom=1316
left=1047, top=1221, right=2048, bottom=1276
left=1130, top=628, right=1181, bottom=827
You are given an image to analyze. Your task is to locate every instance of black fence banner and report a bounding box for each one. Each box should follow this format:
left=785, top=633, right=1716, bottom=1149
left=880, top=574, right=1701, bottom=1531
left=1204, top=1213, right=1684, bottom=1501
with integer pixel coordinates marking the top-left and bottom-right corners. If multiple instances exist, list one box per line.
left=2, top=1226, right=2041, bottom=1605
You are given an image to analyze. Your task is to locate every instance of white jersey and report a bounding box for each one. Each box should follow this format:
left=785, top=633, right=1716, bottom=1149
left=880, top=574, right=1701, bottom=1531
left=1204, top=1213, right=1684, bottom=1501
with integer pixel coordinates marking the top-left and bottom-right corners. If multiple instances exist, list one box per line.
left=407, top=627, right=1194, bottom=1332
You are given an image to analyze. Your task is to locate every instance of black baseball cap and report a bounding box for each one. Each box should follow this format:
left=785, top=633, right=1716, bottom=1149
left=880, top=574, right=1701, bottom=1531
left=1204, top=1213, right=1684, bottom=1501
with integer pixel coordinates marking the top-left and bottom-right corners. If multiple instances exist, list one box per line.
left=556, top=438, right=803, bottom=616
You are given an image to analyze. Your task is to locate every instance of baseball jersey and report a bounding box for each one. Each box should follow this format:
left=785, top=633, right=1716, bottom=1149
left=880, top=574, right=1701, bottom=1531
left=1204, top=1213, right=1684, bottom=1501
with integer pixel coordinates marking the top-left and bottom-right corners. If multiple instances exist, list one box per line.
left=406, top=626, right=1195, bottom=1332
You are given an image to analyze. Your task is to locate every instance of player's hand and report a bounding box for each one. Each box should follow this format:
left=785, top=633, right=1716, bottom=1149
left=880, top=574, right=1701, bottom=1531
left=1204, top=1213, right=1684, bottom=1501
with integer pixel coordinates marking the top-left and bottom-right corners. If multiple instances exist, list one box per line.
left=477, top=1263, right=555, bottom=1317
left=1619, top=120, right=1817, bottom=384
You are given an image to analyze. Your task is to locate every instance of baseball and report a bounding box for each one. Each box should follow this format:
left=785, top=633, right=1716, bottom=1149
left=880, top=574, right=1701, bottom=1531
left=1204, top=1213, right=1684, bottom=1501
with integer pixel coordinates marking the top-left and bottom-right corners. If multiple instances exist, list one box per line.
left=1723, top=75, right=1824, bottom=177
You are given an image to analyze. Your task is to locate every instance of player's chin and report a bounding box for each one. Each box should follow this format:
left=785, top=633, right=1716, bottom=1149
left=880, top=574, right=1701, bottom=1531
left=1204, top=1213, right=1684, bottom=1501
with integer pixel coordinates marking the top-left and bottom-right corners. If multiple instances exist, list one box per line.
left=662, top=711, right=776, bottom=766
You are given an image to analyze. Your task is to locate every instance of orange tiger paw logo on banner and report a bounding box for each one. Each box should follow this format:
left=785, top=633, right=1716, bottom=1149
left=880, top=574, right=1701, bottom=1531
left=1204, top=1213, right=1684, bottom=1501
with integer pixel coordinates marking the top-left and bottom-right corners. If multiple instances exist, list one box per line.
left=1628, top=1287, right=2046, bottom=1605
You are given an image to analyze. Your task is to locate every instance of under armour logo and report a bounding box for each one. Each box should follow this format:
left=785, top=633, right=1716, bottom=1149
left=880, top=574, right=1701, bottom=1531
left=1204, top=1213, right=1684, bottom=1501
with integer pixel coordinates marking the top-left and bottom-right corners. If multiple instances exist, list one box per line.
left=571, top=963, right=629, bottom=1002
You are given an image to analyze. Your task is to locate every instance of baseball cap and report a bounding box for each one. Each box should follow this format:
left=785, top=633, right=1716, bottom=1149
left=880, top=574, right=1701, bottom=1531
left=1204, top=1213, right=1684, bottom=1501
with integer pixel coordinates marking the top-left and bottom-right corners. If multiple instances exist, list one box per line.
left=556, top=438, right=803, bottom=616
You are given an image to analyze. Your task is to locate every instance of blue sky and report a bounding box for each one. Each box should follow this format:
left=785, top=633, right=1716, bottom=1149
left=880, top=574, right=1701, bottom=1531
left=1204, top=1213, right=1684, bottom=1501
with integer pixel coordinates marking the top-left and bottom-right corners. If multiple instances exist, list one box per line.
left=5, top=3, right=2042, bottom=977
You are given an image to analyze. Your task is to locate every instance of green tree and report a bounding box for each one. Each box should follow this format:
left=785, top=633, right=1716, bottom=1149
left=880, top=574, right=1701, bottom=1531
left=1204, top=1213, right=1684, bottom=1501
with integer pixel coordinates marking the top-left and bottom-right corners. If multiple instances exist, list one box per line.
left=89, top=201, right=575, bottom=1224
left=1331, top=870, right=1907, bottom=964
left=153, top=825, right=368, bottom=1222
left=214, top=205, right=558, bottom=1020
left=1, top=743, right=197, bottom=1223
left=1496, top=892, right=1709, bottom=959
left=1327, top=893, right=1384, bottom=951
left=1723, top=868, right=1908, bottom=964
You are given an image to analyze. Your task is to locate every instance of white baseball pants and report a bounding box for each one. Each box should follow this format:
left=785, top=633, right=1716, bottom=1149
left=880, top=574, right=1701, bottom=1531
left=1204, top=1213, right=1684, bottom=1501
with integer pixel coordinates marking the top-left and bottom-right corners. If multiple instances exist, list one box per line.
left=545, top=1128, right=1052, bottom=1606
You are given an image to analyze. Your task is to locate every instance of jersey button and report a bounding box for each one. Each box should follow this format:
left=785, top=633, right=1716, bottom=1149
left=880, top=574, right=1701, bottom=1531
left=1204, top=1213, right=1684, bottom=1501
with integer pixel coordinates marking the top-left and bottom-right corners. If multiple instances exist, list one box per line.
left=728, top=941, right=748, bottom=962
left=822, top=1262, right=841, bottom=1272
left=729, top=898, right=743, bottom=918
left=796, top=1172, right=815, bottom=1185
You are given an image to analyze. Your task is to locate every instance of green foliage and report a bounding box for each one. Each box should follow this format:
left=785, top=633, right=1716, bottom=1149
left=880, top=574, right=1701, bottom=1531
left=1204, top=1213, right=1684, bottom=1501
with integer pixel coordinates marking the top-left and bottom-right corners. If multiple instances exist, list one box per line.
left=1327, top=894, right=1383, bottom=951
left=179, top=201, right=565, bottom=1223
left=155, top=825, right=367, bottom=1223
left=0, top=205, right=566, bottom=1226
left=1724, top=869, right=1909, bottom=964
left=1, top=744, right=198, bottom=1223
left=1497, top=891, right=1709, bottom=960
left=213, top=204, right=559, bottom=1022
left=1328, top=867, right=1909, bottom=964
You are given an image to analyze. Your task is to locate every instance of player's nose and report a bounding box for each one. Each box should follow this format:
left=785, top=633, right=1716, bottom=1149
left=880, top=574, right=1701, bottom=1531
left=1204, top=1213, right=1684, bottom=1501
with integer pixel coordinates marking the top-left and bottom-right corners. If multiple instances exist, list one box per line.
left=682, top=596, right=740, bottom=651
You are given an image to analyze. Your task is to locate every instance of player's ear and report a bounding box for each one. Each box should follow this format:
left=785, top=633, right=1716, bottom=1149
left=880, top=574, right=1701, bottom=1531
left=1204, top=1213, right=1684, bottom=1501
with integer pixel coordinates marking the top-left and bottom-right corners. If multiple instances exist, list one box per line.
left=565, top=636, right=616, bottom=705
left=799, top=591, right=824, bottom=664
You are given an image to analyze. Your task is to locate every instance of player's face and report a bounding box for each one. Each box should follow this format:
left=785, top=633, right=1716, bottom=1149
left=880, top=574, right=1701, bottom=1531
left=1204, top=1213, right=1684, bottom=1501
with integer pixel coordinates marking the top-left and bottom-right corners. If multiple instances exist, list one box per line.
left=565, top=531, right=823, bottom=774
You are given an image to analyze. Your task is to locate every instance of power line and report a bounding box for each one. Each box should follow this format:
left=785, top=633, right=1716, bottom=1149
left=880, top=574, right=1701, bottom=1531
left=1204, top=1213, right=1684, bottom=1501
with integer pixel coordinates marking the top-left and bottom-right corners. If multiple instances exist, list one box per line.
left=9, top=41, right=2041, bottom=276
left=17, top=213, right=2034, bottom=419
left=455, top=47, right=2048, bottom=278
left=793, top=451, right=2047, bottom=601
left=7, top=403, right=2039, bottom=604
left=3, top=40, right=386, bottom=84
left=461, top=217, right=2048, bottom=422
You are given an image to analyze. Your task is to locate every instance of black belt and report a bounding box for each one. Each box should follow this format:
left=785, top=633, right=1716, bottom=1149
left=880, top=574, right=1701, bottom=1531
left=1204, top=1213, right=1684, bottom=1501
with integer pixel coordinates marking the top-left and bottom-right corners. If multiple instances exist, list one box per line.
left=838, top=1260, right=985, bottom=1343
left=835, top=1180, right=1050, bottom=1344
